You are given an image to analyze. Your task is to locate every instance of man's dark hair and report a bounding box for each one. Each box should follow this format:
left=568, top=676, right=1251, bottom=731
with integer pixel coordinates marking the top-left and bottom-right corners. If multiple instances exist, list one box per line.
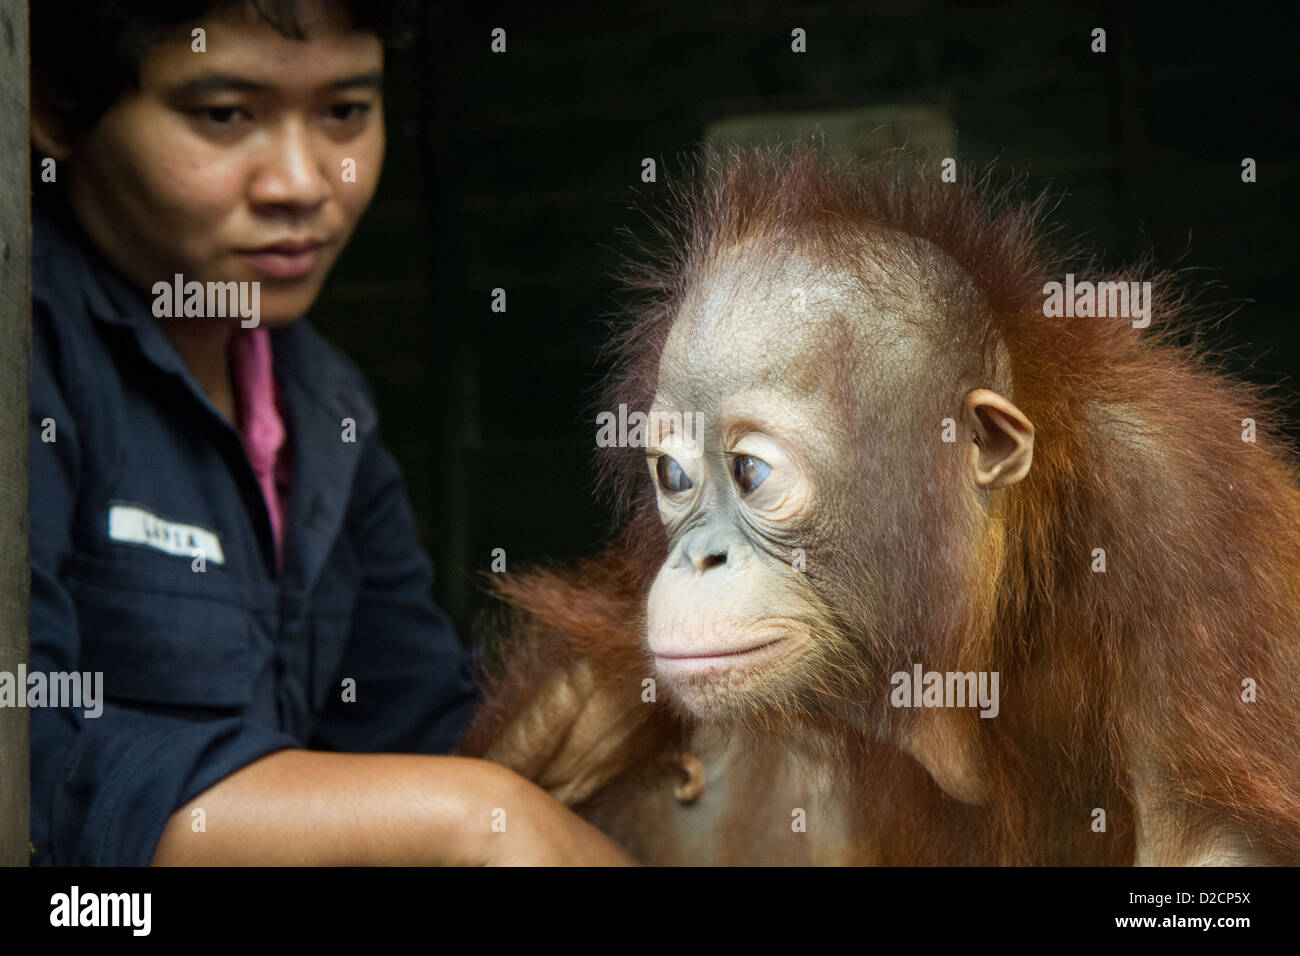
left=32, top=0, right=419, bottom=131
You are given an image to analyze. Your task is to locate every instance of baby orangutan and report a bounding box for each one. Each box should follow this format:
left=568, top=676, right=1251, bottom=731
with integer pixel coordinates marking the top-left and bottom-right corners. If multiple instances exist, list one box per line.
left=459, top=144, right=1300, bottom=866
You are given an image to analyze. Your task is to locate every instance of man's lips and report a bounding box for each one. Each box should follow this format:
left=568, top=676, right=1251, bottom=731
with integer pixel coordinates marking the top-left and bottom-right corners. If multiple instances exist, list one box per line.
left=238, top=239, right=328, bottom=279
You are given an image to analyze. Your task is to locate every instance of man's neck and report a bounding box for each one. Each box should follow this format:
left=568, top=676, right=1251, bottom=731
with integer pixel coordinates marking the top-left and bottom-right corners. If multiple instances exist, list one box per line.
left=155, top=316, right=238, bottom=424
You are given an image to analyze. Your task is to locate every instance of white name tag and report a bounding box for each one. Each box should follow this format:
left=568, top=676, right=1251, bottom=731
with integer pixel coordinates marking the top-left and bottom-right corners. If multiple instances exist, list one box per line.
left=107, top=504, right=226, bottom=565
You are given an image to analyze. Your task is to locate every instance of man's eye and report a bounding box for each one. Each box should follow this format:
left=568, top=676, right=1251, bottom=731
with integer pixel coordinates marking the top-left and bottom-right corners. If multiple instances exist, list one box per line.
left=731, top=454, right=771, bottom=495
left=327, top=102, right=371, bottom=122
left=193, top=106, right=246, bottom=126
left=655, top=455, right=693, bottom=494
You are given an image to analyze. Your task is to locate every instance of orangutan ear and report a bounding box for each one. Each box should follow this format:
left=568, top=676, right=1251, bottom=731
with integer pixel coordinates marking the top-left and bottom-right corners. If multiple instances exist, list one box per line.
left=962, top=389, right=1034, bottom=489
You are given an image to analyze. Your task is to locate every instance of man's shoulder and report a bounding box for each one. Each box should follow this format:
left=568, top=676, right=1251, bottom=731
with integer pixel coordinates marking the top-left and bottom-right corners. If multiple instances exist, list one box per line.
left=273, top=319, right=367, bottom=385
left=271, top=319, right=380, bottom=437
left=31, top=205, right=101, bottom=336
left=29, top=209, right=113, bottom=418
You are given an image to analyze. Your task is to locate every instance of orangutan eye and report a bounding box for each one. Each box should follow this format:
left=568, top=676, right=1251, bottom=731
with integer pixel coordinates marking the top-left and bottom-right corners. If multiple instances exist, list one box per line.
left=731, top=454, right=771, bottom=495
left=656, top=455, right=694, bottom=494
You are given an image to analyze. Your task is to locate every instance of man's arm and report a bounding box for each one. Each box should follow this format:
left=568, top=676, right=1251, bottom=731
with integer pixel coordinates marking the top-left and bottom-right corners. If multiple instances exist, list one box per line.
left=151, top=750, right=637, bottom=865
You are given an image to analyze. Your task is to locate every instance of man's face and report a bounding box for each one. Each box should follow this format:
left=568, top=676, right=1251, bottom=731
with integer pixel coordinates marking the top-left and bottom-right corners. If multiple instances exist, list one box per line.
left=58, top=1, right=385, bottom=327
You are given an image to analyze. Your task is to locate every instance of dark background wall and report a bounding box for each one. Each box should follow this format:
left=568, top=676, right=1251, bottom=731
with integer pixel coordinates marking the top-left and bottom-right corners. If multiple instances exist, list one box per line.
left=308, top=0, right=1300, bottom=637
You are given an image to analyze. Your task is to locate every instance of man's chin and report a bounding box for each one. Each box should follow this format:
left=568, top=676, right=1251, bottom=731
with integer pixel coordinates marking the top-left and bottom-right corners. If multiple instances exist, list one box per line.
left=251, top=289, right=326, bottom=328
left=249, top=311, right=308, bottom=330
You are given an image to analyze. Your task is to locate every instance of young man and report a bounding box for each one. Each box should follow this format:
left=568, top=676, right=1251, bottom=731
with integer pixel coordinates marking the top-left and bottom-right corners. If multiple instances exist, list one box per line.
left=28, top=0, right=631, bottom=865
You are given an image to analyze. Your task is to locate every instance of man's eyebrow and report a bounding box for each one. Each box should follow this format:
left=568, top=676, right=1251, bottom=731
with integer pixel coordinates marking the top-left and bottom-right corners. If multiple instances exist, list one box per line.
left=176, top=72, right=268, bottom=95
left=175, top=70, right=383, bottom=95
left=326, top=71, right=383, bottom=91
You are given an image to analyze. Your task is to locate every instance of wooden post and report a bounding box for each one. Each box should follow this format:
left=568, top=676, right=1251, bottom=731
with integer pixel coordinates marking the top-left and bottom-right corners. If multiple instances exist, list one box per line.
left=0, top=0, right=30, bottom=867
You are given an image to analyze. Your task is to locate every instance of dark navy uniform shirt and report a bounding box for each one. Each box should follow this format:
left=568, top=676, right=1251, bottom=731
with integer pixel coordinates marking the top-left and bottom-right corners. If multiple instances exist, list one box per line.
left=28, top=206, right=480, bottom=865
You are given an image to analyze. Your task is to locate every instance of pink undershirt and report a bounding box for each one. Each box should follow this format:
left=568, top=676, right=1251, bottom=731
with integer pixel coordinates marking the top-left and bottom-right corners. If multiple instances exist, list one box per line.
left=227, top=327, right=288, bottom=570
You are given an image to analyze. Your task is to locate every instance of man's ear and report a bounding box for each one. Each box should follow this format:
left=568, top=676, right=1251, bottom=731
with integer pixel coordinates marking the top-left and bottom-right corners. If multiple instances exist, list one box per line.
left=962, top=388, right=1034, bottom=489
left=30, top=71, right=73, bottom=162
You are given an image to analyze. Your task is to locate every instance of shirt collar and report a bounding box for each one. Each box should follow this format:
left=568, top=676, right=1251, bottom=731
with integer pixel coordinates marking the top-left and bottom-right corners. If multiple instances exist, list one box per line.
left=33, top=202, right=378, bottom=440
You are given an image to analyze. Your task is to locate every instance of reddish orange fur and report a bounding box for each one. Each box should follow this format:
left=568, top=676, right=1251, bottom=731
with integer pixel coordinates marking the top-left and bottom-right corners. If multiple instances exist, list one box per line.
left=459, top=144, right=1300, bottom=864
